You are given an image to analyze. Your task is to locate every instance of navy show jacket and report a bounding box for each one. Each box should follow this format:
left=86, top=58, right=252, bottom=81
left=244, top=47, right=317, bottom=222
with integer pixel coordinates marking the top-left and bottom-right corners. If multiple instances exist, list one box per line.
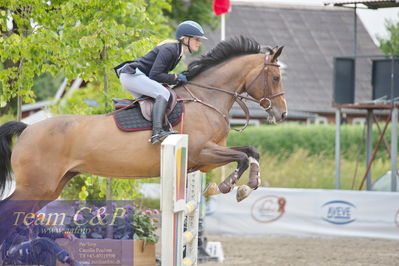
left=114, top=42, right=183, bottom=85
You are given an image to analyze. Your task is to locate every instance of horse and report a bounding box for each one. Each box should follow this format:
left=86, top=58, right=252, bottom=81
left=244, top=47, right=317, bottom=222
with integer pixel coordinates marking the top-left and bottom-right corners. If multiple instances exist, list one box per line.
left=0, top=36, right=287, bottom=243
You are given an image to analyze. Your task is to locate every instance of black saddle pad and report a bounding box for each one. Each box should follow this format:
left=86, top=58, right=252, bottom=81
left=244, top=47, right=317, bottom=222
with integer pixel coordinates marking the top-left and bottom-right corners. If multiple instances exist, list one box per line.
left=113, top=102, right=184, bottom=132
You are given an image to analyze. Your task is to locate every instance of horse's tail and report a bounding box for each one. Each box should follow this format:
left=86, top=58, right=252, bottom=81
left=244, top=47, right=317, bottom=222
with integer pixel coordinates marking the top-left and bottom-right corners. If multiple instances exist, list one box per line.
left=0, top=121, right=27, bottom=197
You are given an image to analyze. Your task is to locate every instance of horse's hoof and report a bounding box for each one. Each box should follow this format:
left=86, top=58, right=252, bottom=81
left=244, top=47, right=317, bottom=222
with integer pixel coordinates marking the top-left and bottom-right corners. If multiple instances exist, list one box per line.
left=203, top=183, right=220, bottom=196
left=236, top=185, right=252, bottom=202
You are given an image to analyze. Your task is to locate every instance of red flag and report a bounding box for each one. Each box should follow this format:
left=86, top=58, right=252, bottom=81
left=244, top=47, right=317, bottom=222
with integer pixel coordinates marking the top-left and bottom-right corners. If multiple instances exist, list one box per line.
left=213, top=0, right=230, bottom=16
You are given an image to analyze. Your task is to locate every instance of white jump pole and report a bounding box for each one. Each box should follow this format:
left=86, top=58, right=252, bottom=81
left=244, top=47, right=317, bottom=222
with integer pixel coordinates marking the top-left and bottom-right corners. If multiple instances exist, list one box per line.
left=161, top=135, right=200, bottom=266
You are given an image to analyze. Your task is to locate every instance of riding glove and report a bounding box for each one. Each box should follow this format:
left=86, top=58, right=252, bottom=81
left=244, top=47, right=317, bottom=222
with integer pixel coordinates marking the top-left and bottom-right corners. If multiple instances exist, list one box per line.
left=177, top=73, right=188, bottom=84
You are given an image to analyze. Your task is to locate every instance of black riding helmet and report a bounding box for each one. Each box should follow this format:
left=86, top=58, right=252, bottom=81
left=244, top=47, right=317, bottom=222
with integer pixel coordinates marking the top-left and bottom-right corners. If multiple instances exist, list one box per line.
left=175, top=20, right=207, bottom=53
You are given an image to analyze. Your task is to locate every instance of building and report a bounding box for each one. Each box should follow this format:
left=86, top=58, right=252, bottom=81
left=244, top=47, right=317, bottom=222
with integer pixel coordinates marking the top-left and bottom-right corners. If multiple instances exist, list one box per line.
left=190, top=2, right=382, bottom=124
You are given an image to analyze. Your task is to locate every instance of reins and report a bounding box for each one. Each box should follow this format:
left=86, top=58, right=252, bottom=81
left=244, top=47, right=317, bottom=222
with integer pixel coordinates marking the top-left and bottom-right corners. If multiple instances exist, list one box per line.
left=178, top=54, right=284, bottom=132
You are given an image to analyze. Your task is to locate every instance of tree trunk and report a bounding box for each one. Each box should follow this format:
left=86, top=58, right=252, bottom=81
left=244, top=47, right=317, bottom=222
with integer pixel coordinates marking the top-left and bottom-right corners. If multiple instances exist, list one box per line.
left=102, top=43, right=113, bottom=239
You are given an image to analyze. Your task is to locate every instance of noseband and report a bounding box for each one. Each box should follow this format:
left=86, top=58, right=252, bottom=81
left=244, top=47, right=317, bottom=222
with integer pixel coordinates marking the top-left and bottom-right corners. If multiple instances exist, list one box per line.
left=181, top=53, right=284, bottom=131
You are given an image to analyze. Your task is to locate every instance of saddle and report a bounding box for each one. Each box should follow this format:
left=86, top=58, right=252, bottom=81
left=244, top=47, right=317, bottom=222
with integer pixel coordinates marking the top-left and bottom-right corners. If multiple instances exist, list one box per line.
left=111, top=87, right=184, bottom=132
left=112, top=87, right=178, bottom=121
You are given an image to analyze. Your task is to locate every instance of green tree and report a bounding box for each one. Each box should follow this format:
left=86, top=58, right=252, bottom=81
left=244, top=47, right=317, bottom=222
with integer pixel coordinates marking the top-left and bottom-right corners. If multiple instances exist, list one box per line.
left=378, top=15, right=399, bottom=54
left=0, top=0, right=172, bottom=117
left=51, top=0, right=172, bottom=89
left=0, top=1, right=60, bottom=119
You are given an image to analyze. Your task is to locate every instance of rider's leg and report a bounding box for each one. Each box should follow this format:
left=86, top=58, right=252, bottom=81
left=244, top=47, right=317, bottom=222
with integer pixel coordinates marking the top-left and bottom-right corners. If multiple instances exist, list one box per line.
left=150, top=95, right=176, bottom=143
left=119, top=72, right=176, bottom=143
left=120, top=71, right=170, bottom=101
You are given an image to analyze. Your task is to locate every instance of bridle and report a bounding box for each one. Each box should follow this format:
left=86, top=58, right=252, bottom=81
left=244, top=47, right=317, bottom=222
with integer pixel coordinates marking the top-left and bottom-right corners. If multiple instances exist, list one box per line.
left=179, top=53, right=284, bottom=132
left=246, top=54, right=285, bottom=110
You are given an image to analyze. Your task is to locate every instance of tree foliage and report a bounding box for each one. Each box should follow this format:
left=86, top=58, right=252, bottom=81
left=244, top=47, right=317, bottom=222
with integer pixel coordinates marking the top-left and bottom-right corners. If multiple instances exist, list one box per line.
left=378, top=15, right=399, bottom=54
left=0, top=0, right=218, bottom=108
left=0, top=0, right=172, bottom=107
left=0, top=1, right=60, bottom=107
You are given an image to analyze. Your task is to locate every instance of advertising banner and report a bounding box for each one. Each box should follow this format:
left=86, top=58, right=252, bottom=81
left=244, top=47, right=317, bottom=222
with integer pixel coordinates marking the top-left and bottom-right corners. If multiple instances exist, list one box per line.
left=205, top=187, right=399, bottom=239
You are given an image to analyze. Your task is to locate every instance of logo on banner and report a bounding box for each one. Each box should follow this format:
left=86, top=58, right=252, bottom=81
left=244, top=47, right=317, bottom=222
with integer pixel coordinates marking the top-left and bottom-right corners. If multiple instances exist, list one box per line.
left=251, top=195, right=286, bottom=223
left=321, top=200, right=356, bottom=225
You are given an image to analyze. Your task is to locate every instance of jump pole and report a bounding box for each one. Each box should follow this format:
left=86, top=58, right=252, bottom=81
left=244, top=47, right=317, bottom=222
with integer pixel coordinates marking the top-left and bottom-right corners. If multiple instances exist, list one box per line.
left=161, top=134, right=200, bottom=266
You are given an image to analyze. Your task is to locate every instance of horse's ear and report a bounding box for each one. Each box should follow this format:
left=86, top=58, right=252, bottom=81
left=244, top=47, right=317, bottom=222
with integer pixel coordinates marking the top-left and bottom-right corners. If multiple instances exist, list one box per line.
left=271, top=46, right=284, bottom=62
left=262, top=45, right=274, bottom=55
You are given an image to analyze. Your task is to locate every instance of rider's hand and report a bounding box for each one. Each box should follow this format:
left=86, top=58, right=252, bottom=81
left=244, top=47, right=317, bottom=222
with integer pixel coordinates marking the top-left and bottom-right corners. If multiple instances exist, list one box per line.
left=177, top=73, right=188, bottom=84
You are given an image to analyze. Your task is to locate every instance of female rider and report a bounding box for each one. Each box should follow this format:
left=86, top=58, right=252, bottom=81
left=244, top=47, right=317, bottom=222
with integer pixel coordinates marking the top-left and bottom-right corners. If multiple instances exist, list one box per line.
left=114, top=21, right=206, bottom=144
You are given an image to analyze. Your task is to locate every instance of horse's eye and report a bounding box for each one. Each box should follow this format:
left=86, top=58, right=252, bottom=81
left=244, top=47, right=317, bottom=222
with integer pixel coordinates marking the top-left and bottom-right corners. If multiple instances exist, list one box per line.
left=273, top=76, right=280, bottom=82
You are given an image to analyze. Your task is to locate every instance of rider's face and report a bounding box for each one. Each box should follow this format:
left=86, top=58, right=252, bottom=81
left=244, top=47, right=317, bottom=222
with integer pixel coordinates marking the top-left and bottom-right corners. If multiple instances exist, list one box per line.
left=190, top=37, right=202, bottom=52
left=183, top=36, right=202, bottom=53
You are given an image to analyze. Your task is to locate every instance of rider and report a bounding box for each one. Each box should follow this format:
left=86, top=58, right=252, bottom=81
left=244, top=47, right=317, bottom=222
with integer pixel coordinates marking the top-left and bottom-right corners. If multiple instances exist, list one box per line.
left=114, top=20, right=206, bottom=144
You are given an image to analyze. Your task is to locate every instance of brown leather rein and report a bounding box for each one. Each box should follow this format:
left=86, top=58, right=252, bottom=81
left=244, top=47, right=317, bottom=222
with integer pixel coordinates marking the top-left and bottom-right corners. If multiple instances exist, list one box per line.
left=178, top=54, right=284, bottom=132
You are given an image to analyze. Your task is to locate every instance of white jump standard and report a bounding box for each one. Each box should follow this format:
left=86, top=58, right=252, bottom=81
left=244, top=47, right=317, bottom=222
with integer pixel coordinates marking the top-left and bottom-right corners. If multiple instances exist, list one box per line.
left=161, top=135, right=200, bottom=266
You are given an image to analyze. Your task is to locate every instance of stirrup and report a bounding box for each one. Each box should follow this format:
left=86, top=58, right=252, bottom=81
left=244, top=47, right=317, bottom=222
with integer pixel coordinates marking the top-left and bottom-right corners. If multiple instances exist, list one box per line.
left=149, top=130, right=176, bottom=144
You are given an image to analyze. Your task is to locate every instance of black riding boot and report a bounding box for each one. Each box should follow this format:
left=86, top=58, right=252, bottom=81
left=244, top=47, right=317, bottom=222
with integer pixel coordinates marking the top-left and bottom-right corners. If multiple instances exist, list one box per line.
left=150, top=96, right=176, bottom=144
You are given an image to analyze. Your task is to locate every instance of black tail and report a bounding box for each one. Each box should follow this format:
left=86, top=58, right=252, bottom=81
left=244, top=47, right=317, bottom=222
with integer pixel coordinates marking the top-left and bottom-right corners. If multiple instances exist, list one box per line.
left=0, top=121, right=27, bottom=198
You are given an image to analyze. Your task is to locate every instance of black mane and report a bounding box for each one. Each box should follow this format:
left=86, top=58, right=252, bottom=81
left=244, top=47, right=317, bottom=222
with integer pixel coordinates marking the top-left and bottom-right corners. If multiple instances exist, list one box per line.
left=185, top=36, right=261, bottom=80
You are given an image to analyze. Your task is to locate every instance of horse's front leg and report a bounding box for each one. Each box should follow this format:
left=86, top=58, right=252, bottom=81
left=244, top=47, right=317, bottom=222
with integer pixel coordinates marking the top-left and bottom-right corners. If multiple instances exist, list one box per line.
left=230, top=146, right=261, bottom=201
left=196, top=144, right=250, bottom=201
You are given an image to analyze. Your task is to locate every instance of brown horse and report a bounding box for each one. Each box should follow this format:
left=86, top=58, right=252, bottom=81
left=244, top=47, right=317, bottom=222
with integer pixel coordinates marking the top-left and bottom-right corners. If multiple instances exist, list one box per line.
left=0, top=37, right=287, bottom=242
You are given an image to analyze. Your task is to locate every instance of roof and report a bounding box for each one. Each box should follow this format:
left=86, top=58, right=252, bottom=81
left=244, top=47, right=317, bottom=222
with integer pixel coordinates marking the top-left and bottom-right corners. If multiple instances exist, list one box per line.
left=326, top=0, right=399, bottom=9
left=187, top=3, right=382, bottom=117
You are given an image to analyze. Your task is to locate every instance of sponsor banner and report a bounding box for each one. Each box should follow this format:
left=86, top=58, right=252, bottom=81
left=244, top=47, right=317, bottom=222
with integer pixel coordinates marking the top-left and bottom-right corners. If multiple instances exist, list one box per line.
left=205, top=187, right=399, bottom=240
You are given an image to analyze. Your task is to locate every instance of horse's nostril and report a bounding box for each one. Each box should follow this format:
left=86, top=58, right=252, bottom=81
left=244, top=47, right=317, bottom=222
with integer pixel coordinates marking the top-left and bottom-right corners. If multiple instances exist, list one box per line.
left=281, top=112, right=287, bottom=120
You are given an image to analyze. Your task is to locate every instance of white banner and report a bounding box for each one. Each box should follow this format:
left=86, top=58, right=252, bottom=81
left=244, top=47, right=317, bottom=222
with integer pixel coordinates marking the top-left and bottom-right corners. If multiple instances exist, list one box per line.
left=205, top=187, right=399, bottom=240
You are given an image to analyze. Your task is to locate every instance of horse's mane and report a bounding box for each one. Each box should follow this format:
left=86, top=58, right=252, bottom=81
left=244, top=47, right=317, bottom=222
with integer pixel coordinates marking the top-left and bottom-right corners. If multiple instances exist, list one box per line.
left=185, top=36, right=261, bottom=80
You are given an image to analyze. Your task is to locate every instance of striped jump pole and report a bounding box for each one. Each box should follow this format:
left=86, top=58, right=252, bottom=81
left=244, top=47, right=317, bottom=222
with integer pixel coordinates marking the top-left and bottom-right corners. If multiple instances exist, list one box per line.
left=161, top=135, right=200, bottom=266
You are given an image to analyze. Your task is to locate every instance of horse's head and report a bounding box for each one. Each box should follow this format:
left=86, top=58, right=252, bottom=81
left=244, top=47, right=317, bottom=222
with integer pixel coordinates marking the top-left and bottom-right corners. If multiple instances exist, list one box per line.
left=244, top=46, right=288, bottom=122
left=183, top=36, right=287, bottom=123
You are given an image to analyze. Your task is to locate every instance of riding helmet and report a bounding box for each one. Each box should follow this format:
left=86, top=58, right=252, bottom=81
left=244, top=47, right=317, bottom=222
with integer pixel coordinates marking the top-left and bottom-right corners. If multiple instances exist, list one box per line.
left=175, top=20, right=207, bottom=40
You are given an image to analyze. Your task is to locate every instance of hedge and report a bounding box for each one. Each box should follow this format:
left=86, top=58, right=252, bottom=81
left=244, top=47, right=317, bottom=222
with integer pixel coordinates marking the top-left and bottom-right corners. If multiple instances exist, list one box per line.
left=228, top=123, right=396, bottom=159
